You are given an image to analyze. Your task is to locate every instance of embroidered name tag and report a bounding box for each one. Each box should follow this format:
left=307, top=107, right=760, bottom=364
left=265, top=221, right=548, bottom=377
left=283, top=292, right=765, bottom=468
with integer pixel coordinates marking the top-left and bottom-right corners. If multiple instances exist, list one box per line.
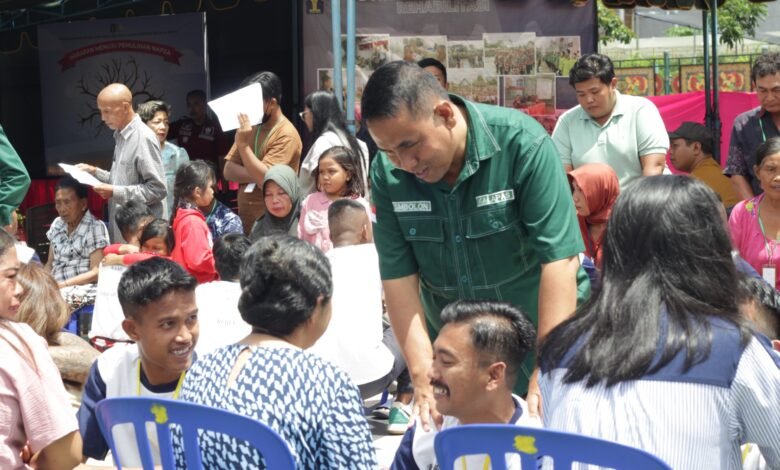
left=476, top=189, right=515, bottom=207
left=392, top=201, right=432, bottom=212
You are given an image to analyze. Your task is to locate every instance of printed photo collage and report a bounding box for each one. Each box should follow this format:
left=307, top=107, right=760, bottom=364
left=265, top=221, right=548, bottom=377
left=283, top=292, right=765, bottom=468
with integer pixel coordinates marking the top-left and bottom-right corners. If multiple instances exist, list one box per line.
left=317, top=33, right=581, bottom=116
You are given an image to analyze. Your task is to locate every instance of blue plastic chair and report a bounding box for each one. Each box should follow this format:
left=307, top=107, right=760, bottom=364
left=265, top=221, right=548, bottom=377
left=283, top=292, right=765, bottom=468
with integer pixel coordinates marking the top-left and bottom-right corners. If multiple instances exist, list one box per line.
left=434, top=424, right=672, bottom=470
left=95, top=397, right=296, bottom=470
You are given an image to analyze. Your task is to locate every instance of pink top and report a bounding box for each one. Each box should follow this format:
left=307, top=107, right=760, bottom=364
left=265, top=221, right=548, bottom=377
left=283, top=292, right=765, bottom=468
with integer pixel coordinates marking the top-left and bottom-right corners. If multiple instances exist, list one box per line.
left=297, top=192, right=370, bottom=252
left=729, top=194, right=780, bottom=288
left=0, top=322, right=78, bottom=469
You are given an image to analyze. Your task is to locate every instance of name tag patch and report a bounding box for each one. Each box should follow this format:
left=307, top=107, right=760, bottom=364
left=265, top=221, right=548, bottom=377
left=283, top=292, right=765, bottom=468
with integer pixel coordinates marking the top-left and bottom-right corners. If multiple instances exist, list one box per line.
left=392, top=201, right=432, bottom=212
left=475, top=189, right=514, bottom=207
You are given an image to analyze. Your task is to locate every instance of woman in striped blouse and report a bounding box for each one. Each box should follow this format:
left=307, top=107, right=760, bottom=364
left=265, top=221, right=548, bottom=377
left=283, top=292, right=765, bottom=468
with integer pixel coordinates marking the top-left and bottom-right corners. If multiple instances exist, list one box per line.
left=539, top=175, right=780, bottom=469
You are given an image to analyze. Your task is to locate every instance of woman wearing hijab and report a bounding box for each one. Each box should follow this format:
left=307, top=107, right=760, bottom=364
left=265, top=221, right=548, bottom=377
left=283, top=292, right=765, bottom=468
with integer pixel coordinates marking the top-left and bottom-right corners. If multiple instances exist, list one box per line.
left=568, top=163, right=619, bottom=268
left=249, top=165, right=301, bottom=240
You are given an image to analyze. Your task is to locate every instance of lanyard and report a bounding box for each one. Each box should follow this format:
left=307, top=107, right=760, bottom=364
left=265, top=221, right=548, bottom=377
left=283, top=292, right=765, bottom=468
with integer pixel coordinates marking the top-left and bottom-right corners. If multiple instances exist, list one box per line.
left=253, top=121, right=282, bottom=157
left=757, top=197, right=776, bottom=264
left=760, top=117, right=767, bottom=142
left=137, top=362, right=185, bottom=399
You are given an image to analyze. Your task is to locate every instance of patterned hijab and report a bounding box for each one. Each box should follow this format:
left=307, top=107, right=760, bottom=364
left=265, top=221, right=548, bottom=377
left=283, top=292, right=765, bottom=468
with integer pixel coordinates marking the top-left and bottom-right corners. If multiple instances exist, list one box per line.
left=250, top=165, right=301, bottom=240
left=567, top=163, right=620, bottom=226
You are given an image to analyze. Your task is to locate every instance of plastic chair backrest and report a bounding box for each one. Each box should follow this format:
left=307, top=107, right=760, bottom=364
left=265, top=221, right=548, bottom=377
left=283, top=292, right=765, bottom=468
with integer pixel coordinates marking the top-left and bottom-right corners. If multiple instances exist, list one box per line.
left=434, top=424, right=672, bottom=470
left=95, top=397, right=296, bottom=470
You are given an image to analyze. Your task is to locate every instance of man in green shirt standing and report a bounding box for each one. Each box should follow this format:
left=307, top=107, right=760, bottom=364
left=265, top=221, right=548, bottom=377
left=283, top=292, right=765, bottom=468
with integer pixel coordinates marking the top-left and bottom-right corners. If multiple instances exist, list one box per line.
left=361, top=62, right=589, bottom=427
left=0, top=125, right=31, bottom=227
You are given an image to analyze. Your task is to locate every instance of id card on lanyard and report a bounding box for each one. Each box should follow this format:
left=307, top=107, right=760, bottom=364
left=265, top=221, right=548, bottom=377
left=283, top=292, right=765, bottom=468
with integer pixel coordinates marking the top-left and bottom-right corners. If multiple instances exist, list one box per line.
left=757, top=198, right=777, bottom=285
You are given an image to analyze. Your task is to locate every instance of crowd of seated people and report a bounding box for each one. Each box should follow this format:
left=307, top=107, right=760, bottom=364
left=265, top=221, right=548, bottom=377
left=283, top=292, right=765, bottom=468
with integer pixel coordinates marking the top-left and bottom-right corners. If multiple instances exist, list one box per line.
left=2, top=53, right=780, bottom=470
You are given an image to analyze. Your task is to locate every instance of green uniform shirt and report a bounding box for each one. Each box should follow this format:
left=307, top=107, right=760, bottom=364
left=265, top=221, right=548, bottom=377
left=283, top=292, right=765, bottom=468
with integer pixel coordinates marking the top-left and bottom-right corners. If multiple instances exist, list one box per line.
left=0, top=125, right=30, bottom=227
left=371, top=95, right=590, bottom=394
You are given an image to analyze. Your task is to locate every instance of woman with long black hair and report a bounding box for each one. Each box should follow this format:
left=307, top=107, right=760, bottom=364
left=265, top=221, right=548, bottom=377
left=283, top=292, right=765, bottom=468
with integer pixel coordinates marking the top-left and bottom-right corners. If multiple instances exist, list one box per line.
left=540, top=175, right=780, bottom=469
left=298, top=91, right=369, bottom=195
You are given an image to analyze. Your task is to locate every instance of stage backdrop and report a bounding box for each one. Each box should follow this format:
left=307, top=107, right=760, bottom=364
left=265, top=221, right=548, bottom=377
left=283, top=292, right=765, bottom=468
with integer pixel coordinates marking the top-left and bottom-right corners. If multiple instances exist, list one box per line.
left=37, top=12, right=208, bottom=175
left=301, top=0, right=597, bottom=112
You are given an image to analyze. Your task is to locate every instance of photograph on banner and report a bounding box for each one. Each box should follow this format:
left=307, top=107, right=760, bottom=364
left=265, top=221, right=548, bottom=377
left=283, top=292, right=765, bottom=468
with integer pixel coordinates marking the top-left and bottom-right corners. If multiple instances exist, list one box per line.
left=483, top=32, right=536, bottom=76
left=501, top=74, right=556, bottom=115
left=340, top=34, right=390, bottom=73
left=388, top=36, right=447, bottom=64
left=317, top=68, right=371, bottom=100
left=37, top=13, right=208, bottom=175
left=680, top=63, right=751, bottom=93
left=447, top=40, right=485, bottom=69
left=535, top=36, right=581, bottom=76
left=615, top=67, right=655, bottom=96
left=449, top=69, right=498, bottom=105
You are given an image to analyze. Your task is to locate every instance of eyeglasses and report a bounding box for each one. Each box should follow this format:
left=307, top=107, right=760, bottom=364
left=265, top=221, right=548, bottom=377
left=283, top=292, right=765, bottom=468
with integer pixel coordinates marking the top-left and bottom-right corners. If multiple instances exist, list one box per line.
left=298, top=110, right=310, bottom=120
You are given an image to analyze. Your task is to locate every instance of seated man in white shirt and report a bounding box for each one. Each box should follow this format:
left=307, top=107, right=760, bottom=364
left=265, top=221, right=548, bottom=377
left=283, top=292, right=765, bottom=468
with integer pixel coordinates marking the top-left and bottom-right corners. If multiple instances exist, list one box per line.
left=308, top=198, right=413, bottom=434
left=194, top=233, right=252, bottom=355
left=391, top=300, right=541, bottom=470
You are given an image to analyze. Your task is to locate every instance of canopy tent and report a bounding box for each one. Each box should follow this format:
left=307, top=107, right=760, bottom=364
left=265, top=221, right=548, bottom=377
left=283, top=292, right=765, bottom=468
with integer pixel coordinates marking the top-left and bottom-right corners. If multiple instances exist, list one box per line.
left=601, top=0, right=776, bottom=160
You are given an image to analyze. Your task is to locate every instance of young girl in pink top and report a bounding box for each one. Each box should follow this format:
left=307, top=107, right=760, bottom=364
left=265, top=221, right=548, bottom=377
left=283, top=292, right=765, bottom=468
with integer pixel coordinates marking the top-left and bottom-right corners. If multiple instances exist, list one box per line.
left=298, top=146, right=369, bottom=252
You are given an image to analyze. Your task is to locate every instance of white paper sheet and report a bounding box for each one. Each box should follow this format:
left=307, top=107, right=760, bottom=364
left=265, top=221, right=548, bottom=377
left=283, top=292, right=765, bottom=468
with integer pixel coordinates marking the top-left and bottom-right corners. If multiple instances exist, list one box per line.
left=58, top=163, right=102, bottom=187
left=207, top=83, right=264, bottom=131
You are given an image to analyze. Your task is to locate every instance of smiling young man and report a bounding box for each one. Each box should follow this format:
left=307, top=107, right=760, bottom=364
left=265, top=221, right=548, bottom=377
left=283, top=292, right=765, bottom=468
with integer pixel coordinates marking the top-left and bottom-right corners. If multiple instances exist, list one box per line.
left=77, top=257, right=198, bottom=467
left=725, top=52, right=780, bottom=200
left=391, top=300, right=540, bottom=469
left=552, top=53, right=669, bottom=190
left=363, top=61, right=589, bottom=425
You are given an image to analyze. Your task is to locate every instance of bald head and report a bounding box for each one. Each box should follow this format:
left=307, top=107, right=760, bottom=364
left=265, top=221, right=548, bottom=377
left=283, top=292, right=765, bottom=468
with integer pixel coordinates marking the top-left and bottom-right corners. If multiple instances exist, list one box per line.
left=97, top=83, right=135, bottom=130
left=328, top=199, right=372, bottom=248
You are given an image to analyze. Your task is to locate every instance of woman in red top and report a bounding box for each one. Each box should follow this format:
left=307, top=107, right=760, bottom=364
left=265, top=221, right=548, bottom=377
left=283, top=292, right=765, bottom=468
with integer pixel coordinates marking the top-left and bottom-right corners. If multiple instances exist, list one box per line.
left=568, top=163, right=619, bottom=268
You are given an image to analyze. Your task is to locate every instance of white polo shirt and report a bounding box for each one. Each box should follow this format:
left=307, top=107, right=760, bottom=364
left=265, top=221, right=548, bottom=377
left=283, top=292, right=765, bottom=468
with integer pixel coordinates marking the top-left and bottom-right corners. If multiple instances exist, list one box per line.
left=552, top=90, right=669, bottom=189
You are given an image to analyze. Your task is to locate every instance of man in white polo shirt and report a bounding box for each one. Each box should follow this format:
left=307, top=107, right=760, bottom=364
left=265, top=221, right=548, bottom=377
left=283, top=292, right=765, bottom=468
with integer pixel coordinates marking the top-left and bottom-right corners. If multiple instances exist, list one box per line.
left=552, top=53, right=669, bottom=189
left=391, top=300, right=541, bottom=470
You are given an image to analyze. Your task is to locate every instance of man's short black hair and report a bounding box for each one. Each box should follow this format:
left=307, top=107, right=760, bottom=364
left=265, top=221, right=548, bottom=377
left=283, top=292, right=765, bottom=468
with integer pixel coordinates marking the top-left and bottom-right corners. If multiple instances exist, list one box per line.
left=186, top=89, right=206, bottom=101
left=440, top=300, right=537, bottom=389
left=417, top=58, right=447, bottom=83
left=751, top=52, right=780, bottom=84
left=213, top=233, right=251, bottom=281
left=115, top=201, right=153, bottom=240
left=328, top=198, right=368, bottom=241
left=117, top=257, right=197, bottom=320
left=55, top=175, right=88, bottom=200
left=241, top=71, right=283, bottom=104
left=361, top=61, right=449, bottom=122
left=569, top=53, right=615, bottom=87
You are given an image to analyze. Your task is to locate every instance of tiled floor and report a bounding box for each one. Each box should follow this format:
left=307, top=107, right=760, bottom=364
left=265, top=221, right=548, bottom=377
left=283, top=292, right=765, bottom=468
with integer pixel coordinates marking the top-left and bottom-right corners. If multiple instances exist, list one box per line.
left=370, top=415, right=405, bottom=469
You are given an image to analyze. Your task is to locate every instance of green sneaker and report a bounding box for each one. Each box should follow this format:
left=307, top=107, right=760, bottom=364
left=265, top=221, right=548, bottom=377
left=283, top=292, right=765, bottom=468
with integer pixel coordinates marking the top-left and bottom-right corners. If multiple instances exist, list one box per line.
left=387, top=402, right=412, bottom=435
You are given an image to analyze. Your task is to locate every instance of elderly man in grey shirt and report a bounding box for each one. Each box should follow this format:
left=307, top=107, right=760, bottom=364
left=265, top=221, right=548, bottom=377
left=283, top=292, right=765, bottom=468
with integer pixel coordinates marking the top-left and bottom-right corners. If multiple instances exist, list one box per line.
left=78, top=83, right=167, bottom=242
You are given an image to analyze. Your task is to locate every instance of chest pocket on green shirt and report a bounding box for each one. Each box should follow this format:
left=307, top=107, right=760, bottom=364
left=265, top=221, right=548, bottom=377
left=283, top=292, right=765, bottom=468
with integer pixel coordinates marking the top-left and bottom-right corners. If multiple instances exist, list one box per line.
left=397, top=216, right=452, bottom=292
left=464, top=203, right=532, bottom=290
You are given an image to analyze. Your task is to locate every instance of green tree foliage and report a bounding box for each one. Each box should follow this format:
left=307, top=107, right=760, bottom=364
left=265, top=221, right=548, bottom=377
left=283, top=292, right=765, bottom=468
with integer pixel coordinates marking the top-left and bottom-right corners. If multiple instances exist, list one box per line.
left=718, top=0, right=768, bottom=49
left=597, top=1, right=636, bottom=46
left=666, top=25, right=698, bottom=37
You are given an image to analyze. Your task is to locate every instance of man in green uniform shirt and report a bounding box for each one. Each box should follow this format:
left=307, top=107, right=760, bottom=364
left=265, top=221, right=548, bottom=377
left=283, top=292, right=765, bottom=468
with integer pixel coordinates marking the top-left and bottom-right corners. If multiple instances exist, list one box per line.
left=0, top=125, right=31, bottom=227
left=361, top=62, right=589, bottom=427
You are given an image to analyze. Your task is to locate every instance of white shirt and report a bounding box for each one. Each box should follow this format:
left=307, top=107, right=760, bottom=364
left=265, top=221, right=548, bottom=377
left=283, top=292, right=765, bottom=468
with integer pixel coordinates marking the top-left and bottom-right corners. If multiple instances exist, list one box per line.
left=308, top=243, right=394, bottom=385
left=194, top=280, right=251, bottom=356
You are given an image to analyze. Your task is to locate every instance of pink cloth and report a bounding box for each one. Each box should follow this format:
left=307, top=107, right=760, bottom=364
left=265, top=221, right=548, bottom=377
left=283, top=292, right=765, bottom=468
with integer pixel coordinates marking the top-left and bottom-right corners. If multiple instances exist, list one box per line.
left=0, top=322, right=78, bottom=469
left=297, top=192, right=370, bottom=252
left=647, top=91, right=759, bottom=169
left=729, top=195, right=779, bottom=289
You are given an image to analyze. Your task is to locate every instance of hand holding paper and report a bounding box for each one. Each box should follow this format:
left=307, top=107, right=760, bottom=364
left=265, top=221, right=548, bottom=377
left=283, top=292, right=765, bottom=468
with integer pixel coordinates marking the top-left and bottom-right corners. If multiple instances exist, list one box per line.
left=208, top=83, right=264, bottom=131
left=59, top=163, right=102, bottom=187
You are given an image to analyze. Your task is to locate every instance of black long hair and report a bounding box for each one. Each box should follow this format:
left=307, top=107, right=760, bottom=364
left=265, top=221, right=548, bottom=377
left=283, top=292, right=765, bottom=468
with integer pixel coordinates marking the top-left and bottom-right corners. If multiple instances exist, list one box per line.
left=313, top=146, right=366, bottom=197
left=170, top=160, right=214, bottom=223
left=304, top=91, right=363, bottom=164
left=540, top=176, right=751, bottom=387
